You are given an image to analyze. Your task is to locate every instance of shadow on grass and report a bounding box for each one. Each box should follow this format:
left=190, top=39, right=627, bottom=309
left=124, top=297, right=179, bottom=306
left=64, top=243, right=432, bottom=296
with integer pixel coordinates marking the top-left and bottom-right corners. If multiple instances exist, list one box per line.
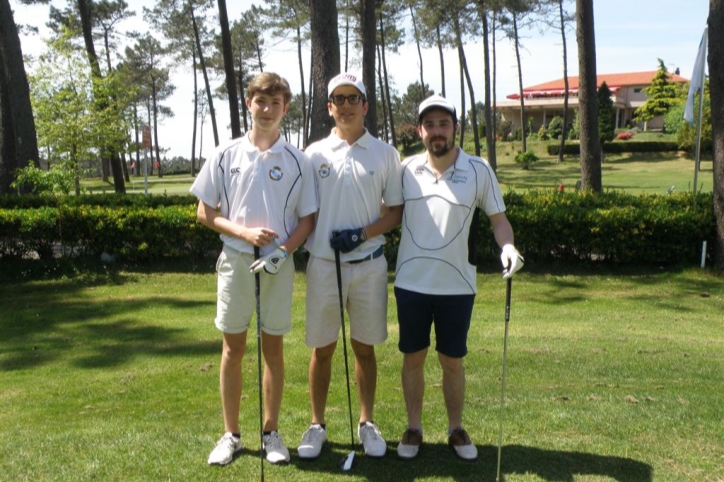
left=287, top=442, right=652, bottom=481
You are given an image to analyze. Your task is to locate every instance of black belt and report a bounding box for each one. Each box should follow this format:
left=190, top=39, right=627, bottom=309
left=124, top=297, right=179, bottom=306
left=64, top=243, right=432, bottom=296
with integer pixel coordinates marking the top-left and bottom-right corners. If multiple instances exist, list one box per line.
left=347, top=246, right=384, bottom=264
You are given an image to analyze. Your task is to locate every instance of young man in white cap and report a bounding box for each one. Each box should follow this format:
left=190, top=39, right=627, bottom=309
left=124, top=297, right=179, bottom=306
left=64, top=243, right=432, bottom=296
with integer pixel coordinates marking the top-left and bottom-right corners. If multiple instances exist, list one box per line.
left=191, top=72, right=317, bottom=466
left=297, top=72, right=403, bottom=460
left=394, top=94, right=523, bottom=461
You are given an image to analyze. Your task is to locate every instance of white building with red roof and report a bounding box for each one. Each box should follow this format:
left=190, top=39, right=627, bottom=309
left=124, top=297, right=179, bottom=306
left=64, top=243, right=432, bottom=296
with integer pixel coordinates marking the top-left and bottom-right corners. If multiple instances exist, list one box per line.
left=497, top=71, right=689, bottom=133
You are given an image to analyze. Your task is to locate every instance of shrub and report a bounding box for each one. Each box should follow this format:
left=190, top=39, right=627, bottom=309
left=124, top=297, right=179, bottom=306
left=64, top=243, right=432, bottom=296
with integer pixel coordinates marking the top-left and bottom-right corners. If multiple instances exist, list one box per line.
left=616, top=131, right=633, bottom=140
left=548, top=116, right=564, bottom=139
left=396, top=123, right=419, bottom=151
left=514, top=150, right=539, bottom=170
left=538, top=125, right=549, bottom=141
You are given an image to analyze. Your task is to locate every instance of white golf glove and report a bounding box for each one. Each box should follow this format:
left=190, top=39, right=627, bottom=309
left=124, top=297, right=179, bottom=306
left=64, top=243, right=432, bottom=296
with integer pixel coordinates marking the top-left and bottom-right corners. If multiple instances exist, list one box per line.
left=250, top=247, right=288, bottom=275
left=500, top=244, right=524, bottom=279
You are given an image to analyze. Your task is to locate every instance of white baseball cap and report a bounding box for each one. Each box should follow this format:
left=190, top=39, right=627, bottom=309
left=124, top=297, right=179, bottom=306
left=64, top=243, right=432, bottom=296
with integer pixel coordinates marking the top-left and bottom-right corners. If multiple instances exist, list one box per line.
left=328, top=72, right=367, bottom=98
left=418, top=95, right=457, bottom=124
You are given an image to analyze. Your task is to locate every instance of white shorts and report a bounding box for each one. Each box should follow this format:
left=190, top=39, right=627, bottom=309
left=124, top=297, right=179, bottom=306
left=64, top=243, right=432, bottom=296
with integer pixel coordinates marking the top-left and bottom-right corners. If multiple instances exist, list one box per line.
left=305, top=254, right=389, bottom=347
left=215, top=245, right=294, bottom=335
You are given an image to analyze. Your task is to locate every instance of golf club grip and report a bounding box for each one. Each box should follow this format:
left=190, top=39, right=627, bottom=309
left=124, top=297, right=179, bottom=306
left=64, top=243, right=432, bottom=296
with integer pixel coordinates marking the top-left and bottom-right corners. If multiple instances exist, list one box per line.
left=253, top=246, right=264, bottom=481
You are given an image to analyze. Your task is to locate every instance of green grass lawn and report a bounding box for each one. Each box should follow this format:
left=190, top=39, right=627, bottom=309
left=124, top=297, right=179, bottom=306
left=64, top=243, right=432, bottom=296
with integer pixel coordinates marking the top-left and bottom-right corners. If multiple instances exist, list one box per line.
left=1, top=261, right=722, bottom=481
left=81, top=137, right=715, bottom=197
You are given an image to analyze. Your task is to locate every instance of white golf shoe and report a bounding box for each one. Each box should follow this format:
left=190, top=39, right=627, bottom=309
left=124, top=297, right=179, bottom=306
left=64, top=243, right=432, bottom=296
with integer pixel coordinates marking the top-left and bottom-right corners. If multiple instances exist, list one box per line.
left=298, top=424, right=327, bottom=459
left=358, top=421, right=386, bottom=457
left=263, top=430, right=290, bottom=463
left=207, top=432, right=242, bottom=465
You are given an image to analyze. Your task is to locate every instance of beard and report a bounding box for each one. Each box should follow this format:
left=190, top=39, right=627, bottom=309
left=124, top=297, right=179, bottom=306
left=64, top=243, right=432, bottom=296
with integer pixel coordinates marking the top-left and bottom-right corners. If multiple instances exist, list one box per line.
left=425, top=135, right=454, bottom=157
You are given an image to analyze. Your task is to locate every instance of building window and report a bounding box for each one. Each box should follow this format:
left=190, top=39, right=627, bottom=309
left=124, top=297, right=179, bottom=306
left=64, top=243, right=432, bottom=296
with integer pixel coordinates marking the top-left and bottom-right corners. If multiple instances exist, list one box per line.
left=634, top=87, right=642, bottom=93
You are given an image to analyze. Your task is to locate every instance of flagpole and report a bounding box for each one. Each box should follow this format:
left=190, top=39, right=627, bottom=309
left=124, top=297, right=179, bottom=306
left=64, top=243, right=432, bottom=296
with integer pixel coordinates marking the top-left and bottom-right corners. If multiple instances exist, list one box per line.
left=692, top=29, right=708, bottom=195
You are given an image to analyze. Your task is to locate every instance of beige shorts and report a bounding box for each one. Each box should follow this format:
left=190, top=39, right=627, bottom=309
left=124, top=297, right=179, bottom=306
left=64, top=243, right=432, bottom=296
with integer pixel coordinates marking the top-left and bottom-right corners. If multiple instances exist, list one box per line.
left=215, top=245, right=294, bottom=335
left=305, top=254, right=389, bottom=347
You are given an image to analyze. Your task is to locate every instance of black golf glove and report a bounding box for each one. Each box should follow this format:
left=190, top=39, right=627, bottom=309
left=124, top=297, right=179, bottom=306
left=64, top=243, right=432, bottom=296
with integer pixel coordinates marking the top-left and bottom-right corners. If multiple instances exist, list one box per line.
left=330, top=228, right=367, bottom=253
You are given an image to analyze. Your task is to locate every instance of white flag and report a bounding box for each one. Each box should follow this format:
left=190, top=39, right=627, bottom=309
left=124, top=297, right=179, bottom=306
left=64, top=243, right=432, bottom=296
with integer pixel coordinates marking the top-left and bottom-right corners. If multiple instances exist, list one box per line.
left=684, top=28, right=708, bottom=124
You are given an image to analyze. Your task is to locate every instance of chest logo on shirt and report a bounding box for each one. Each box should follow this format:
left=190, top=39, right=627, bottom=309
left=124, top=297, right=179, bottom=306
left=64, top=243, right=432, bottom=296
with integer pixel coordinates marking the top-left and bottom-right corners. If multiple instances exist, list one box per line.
left=448, top=172, right=468, bottom=184
left=319, top=163, right=331, bottom=178
left=230, top=167, right=241, bottom=175
left=414, top=166, right=425, bottom=176
left=269, top=166, right=283, bottom=181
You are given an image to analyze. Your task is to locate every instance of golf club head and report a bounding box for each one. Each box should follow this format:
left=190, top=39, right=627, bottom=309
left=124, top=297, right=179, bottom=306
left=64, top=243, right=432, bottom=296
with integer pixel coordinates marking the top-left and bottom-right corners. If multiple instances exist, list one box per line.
left=339, top=451, right=355, bottom=471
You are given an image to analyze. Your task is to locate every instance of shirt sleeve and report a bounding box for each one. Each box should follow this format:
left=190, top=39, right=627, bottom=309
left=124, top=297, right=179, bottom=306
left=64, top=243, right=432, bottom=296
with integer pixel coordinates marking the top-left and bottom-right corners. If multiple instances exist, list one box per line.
left=297, top=153, right=319, bottom=218
left=382, top=147, right=404, bottom=207
left=189, top=152, right=221, bottom=210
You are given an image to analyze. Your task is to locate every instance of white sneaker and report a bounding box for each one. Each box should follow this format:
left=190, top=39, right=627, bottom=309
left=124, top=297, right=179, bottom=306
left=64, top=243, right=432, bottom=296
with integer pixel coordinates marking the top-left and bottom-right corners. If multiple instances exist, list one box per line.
left=263, top=431, right=290, bottom=464
left=448, top=427, right=478, bottom=461
left=298, top=424, right=327, bottom=459
left=207, top=432, right=242, bottom=465
left=358, top=421, right=386, bottom=457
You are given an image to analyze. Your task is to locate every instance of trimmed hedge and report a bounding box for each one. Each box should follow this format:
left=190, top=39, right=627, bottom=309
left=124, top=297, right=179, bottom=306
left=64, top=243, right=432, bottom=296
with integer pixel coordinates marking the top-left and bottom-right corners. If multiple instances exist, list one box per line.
left=0, top=191, right=716, bottom=267
left=546, top=141, right=680, bottom=156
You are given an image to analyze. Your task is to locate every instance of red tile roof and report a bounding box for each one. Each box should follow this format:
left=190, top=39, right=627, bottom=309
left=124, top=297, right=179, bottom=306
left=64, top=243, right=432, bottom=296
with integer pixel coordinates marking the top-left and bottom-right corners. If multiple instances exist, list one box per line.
left=507, top=71, right=689, bottom=99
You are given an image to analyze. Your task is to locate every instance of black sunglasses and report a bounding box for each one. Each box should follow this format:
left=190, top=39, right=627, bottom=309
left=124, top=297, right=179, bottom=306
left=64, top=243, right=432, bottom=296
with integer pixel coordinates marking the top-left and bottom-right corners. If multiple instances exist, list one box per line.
left=329, top=94, right=365, bottom=106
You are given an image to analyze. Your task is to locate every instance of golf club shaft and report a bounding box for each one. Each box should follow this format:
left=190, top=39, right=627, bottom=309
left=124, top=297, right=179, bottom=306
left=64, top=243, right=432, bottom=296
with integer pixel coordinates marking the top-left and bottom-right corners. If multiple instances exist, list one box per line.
left=254, top=247, right=265, bottom=482
left=496, top=277, right=512, bottom=482
left=334, top=248, right=356, bottom=451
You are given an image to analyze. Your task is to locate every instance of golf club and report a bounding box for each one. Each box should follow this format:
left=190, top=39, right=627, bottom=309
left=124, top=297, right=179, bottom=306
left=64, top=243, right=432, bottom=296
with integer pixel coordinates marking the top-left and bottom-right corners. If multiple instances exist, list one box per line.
left=334, top=242, right=356, bottom=471
left=495, top=277, right=513, bottom=482
left=254, top=247, right=265, bottom=482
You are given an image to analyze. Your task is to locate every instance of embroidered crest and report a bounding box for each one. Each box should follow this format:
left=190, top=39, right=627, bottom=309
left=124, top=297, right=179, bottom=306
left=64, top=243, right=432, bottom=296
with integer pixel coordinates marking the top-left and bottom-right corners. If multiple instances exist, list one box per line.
left=319, top=163, right=331, bottom=178
left=269, top=166, right=283, bottom=181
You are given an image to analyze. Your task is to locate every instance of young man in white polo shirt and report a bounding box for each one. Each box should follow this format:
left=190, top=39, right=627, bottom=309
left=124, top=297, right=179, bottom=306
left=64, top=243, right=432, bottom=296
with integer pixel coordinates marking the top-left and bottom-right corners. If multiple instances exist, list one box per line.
left=190, top=72, right=317, bottom=466
left=297, top=72, right=403, bottom=459
left=394, top=95, right=523, bottom=461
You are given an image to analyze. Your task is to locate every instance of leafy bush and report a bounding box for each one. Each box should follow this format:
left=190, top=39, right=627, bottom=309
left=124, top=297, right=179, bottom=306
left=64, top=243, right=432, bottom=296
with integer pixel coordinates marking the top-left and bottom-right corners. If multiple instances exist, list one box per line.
left=514, top=151, right=539, bottom=170
left=396, top=123, right=419, bottom=151
left=616, top=131, right=633, bottom=140
left=0, top=192, right=715, bottom=267
left=537, top=125, right=549, bottom=141
left=547, top=141, right=680, bottom=156
left=547, top=116, right=564, bottom=139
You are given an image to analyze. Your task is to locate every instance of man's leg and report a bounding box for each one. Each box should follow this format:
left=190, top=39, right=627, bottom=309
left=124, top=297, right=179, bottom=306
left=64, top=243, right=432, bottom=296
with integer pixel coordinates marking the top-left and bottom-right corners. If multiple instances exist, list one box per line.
left=351, top=339, right=377, bottom=424
left=309, top=341, right=337, bottom=424
left=438, top=352, right=465, bottom=430
left=261, top=332, right=284, bottom=432
left=401, top=348, right=428, bottom=429
left=220, top=331, right=248, bottom=433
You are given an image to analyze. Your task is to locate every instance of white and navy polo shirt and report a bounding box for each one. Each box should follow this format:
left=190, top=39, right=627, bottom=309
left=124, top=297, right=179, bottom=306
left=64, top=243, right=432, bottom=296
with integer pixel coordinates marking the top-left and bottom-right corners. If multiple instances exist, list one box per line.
left=394, top=149, right=505, bottom=295
left=190, top=133, right=318, bottom=256
left=304, top=128, right=403, bottom=262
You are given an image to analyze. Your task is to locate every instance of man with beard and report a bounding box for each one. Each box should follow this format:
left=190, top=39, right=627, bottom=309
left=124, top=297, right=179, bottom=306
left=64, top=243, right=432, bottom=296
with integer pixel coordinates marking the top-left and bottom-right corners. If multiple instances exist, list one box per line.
left=393, top=95, right=523, bottom=461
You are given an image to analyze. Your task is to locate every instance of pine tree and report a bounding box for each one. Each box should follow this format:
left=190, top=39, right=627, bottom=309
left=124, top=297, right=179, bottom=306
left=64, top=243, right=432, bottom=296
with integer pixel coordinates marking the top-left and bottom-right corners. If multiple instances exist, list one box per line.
left=635, top=59, right=679, bottom=128
left=597, top=81, right=615, bottom=143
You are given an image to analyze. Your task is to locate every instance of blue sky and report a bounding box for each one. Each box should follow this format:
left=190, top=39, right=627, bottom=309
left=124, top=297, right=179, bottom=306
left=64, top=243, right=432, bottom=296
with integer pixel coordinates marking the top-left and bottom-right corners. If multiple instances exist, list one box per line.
left=12, top=0, right=710, bottom=159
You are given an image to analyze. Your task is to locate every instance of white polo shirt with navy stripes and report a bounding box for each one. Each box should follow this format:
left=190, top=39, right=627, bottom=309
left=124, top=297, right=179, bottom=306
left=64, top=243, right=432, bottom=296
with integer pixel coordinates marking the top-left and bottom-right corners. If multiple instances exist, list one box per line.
left=304, top=128, right=403, bottom=262
left=190, top=133, right=318, bottom=257
left=394, top=149, right=505, bottom=295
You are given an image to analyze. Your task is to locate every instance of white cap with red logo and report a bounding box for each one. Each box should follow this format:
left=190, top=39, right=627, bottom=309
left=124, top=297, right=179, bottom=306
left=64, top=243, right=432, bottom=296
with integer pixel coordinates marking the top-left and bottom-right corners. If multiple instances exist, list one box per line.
left=328, top=72, right=367, bottom=98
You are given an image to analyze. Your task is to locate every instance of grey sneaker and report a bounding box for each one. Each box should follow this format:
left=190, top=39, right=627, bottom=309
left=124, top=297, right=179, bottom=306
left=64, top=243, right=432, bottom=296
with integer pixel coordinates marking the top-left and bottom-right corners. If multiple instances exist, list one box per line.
left=448, top=427, right=477, bottom=461
left=397, top=428, right=422, bottom=460
left=207, top=432, right=242, bottom=465
left=358, top=421, right=386, bottom=457
left=263, top=431, right=290, bottom=464
left=298, top=424, right=327, bottom=459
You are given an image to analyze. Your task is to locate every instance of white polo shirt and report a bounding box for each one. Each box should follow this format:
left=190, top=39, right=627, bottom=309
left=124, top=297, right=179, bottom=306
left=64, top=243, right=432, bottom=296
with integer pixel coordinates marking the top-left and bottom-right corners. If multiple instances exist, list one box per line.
left=394, top=149, right=505, bottom=295
left=190, top=133, right=318, bottom=256
left=304, top=129, right=403, bottom=262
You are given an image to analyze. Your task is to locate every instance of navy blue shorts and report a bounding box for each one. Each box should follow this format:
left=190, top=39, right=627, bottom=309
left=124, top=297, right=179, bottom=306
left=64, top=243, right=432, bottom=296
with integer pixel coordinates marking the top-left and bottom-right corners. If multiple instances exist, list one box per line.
left=394, top=287, right=475, bottom=358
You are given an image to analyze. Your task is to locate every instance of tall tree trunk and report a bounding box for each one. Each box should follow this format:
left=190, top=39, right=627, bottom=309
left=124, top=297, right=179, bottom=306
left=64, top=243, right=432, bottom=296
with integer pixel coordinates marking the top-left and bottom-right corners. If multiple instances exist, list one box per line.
left=190, top=5, right=219, bottom=146
left=306, top=56, right=313, bottom=147
left=133, top=103, right=140, bottom=176
left=458, top=53, right=465, bottom=148
left=480, top=5, right=496, bottom=171
left=238, top=49, right=248, bottom=131
left=191, top=47, right=198, bottom=177
left=513, top=14, right=527, bottom=153
left=309, top=0, right=340, bottom=143
left=0, top=0, right=40, bottom=193
left=436, top=25, right=446, bottom=97
left=362, top=0, right=377, bottom=137
left=708, top=0, right=724, bottom=269
left=376, top=44, right=389, bottom=142
left=297, top=24, right=308, bottom=144
left=379, top=13, right=396, bottom=146
left=456, top=18, right=479, bottom=156
left=492, top=12, right=498, bottom=140
left=344, top=0, right=350, bottom=71
left=217, top=0, right=241, bottom=139
left=576, top=0, right=602, bottom=192
left=152, top=80, right=162, bottom=178
left=558, top=0, right=570, bottom=163
left=410, top=5, right=425, bottom=102
left=77, top=0, right=125, bottom=193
